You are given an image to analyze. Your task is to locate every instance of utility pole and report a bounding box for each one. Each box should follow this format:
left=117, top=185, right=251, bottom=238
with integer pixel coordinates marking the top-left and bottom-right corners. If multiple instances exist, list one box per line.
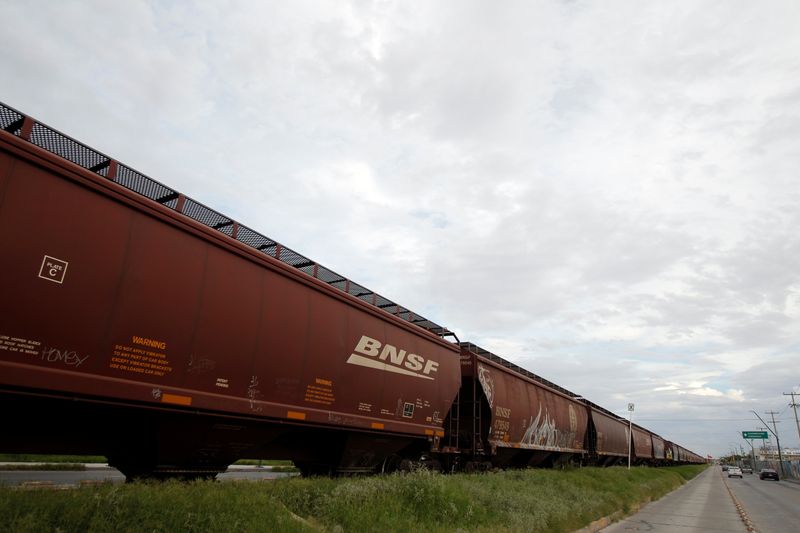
left=758, top=427, right=769, bottom=449
left=751, top=410, right=785, bottom=477
left=784, top=392, right=800, bottom=443
left=627, top=403, right=634, bottom=470
left=741, top=434, right=757, bottom=471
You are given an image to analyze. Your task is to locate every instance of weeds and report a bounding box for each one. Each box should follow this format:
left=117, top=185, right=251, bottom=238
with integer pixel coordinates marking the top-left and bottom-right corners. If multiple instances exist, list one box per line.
left=0, top=465, right=707, bottom=532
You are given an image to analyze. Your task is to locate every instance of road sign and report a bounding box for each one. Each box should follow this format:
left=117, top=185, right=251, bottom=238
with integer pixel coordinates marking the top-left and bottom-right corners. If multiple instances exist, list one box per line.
left=742, top=431, right=768, bottom=439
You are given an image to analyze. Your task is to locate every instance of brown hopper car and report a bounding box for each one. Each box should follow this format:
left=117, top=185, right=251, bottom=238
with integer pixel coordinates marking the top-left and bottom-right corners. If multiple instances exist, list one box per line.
left=586, top=405, right=630, bottom=464
left=666, top=441, right=679, bottom=462
left=447, top=343, right=588, bottom=469
left=652, top=434, right=666, bottom=461
left=0, top=102, right=460, bottom=477
left=631, top=425, right=654, bottom=462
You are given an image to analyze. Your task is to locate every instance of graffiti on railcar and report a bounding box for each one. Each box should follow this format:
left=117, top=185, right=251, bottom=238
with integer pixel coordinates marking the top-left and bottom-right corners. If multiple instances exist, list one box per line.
left=247, top=375, right=262, bottom=412
left=477, top=364, right=495, bottom=408
left=521, top=403, right=579, bottom=449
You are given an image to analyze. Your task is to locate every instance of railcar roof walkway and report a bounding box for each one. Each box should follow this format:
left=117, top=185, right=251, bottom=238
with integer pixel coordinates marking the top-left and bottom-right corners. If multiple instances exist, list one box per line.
left=599, top=467, right=748, bottom=532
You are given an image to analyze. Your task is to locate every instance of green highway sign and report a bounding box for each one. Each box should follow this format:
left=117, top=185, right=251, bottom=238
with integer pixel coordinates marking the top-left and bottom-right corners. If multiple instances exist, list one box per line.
left=742, top=431, right=768, bottom=439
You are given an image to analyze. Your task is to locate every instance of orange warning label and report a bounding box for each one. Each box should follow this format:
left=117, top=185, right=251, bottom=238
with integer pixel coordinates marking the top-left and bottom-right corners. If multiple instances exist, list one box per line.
left=110, top=340, right=172, bottom=377
left=304, top=378, right=335, bottom=405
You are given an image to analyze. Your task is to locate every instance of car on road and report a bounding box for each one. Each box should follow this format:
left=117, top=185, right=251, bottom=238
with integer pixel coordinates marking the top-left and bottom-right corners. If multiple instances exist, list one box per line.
left=721, top=465, right=729, bottom=471
left=741, top=467, right=753, bottom=474
left=759, top=468, right=779, bottom=481
left=727, top=466, right=743, bottom=478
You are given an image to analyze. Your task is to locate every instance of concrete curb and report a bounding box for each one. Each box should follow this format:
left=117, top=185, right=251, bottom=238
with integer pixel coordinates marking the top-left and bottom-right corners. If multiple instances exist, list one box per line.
left=573, top=504, right=643, bottom=533
left=720, top=470, right=758, bottom=533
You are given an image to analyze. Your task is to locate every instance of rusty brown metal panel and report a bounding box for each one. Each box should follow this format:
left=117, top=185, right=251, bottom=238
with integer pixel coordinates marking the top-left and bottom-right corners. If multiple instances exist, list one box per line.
left=0, top=153, right=133, bottom=381
left=250, top=270, right=311, bottom=410
left=0, top=131, right=461, bottom=443
left=677, top=445, right=687, bottom=462
left=631, top=425, right=653, bottom=459
left=459, top=349, right=475, bottom=377
left=180, top=243, right=264, bottom=399
left=1, top=102, right=455, bottom=341
left=19, top=116, right=34, bottom=141
left=107, top=160, right=118, bottom=181
left=102, top=213, right=208, bottom=391
left=652, top=434, right=665, bottom=459
left=0, top=150, right=14, bottom=207
left=474, top=354, right=587, bottom=453
left=590, top=407, right=628, bottom=457
left=175, top=194, right=186, bottom=214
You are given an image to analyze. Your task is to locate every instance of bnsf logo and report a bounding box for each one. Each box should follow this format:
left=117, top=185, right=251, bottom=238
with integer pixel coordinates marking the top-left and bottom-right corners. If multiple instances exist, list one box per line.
left=346, top=335, right=439, bottom=380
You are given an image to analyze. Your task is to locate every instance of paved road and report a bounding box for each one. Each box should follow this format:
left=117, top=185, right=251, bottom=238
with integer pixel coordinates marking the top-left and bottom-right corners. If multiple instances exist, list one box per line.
left=725, top=471, right=800, bottom=533
left=0, top=466, right=296, bottom=486
left=601, top=467, right=746, bottom=532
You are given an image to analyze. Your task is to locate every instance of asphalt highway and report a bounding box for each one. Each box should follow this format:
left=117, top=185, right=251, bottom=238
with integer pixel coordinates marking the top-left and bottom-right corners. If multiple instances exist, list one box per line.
left=602, top=466, right=800, bottom=532
left=725, top=469, right=800, bottom=533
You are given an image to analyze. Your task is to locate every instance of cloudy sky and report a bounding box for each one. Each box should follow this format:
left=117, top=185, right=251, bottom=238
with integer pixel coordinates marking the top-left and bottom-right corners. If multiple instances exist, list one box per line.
left=3, top=0, right=799, bottom=457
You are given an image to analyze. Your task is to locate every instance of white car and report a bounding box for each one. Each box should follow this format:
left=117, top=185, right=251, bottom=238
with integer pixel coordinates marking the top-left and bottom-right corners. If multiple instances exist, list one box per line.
left=727, top=466, right=743, bottom=478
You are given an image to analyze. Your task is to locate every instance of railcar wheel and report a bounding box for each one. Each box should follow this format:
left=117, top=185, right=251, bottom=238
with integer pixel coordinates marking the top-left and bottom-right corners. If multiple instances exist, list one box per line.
left=380, top=454, right=404, bottom=473
left=295, top=461, right=334, bottom=477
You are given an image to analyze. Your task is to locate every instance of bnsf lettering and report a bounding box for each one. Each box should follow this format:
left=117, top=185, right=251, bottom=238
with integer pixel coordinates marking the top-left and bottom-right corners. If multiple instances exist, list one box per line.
left=405, top=353, right=424, bottom=371
left=495, top=406, right=511, bottom=418
left=354, top=336, right=380, bottom=356
left=351, top=335, right=439, bottom=377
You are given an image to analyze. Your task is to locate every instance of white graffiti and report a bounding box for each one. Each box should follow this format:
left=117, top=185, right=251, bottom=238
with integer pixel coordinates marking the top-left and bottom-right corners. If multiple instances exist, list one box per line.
left=247, top=375, right=262, bottom=412
left=477, top=365, right=495, bottom=408
left=40, top=345, right=89, bottom=367
left=520, top=404, right=577, bottom=449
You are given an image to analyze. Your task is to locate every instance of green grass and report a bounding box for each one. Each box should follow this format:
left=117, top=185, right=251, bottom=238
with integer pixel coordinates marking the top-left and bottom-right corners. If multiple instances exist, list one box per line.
left=0, top=465, right=707, bottom=532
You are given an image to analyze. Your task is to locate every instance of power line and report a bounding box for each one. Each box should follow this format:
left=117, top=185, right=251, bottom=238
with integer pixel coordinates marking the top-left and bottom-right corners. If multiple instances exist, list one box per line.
left=631, top=418, right=761, bottom=422
left=765, top=410, right=786, bottom=476
left=784, top=391, right=800, bottom=444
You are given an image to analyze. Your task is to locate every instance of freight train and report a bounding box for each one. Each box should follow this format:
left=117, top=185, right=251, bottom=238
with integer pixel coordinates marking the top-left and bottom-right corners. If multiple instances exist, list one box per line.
left=0, top=102, right=705, bottom=478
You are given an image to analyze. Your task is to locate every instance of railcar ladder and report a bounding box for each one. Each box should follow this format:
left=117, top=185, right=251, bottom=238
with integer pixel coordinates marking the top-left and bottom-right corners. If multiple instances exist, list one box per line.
left=472, top=377, right=483, bottom=455
left=447, top=389, right=460, bottom=450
